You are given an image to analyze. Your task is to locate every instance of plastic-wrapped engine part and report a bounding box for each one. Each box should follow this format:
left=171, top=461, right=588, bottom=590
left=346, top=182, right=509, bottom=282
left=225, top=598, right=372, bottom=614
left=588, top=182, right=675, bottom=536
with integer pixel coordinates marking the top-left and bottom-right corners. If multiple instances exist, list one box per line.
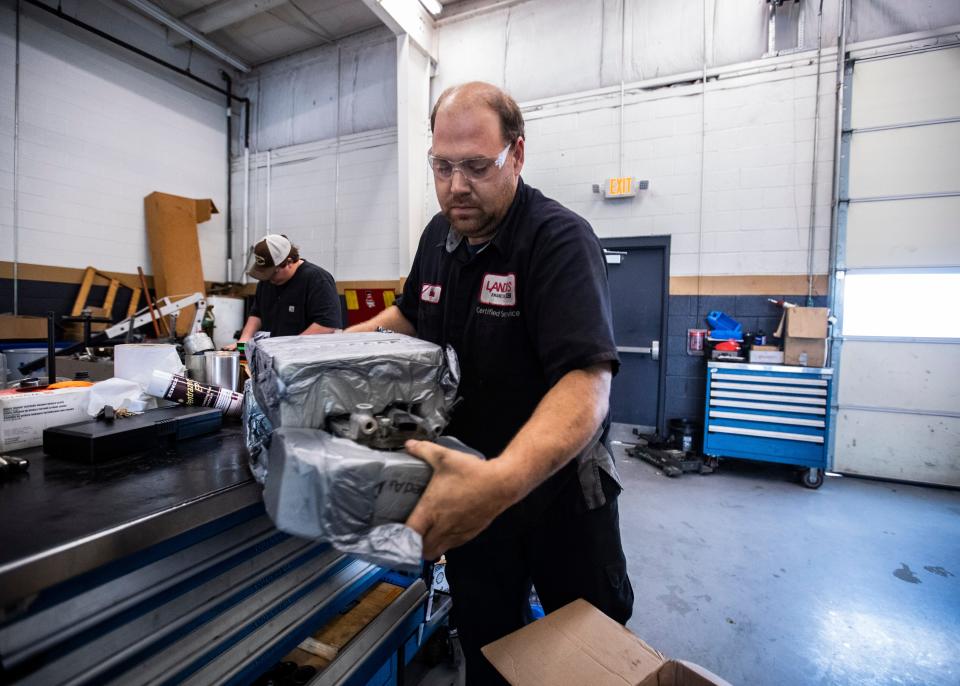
left=263, top=427, right=438, bottom=571
left=242, top=379, right=273, bottom=484
left=248, top=332, right=460, bottom=438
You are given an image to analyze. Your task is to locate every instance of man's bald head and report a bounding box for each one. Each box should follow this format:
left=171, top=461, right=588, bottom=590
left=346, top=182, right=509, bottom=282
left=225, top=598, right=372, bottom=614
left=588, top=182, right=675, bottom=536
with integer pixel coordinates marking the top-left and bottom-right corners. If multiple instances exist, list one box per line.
left=431, top=82, right=525, bottom=145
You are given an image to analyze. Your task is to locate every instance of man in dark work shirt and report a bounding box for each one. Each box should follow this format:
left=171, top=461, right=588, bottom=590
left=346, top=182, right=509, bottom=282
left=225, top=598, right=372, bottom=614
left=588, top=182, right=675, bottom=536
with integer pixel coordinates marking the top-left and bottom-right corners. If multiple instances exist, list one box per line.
left=230, top=234, right=341, bottom=345
left=347, top=82, right=633, bottom=684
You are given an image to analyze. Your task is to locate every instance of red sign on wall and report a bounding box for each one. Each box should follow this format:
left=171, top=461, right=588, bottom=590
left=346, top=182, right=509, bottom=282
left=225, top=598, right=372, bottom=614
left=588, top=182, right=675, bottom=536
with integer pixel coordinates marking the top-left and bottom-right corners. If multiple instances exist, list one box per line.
left=344, top=288, right=397, bottom=326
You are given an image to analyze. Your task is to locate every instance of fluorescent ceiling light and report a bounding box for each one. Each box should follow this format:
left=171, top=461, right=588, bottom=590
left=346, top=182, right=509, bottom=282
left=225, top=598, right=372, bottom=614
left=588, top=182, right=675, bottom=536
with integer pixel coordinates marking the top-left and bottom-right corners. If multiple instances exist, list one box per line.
left=418, top=0, right=443, bottom=16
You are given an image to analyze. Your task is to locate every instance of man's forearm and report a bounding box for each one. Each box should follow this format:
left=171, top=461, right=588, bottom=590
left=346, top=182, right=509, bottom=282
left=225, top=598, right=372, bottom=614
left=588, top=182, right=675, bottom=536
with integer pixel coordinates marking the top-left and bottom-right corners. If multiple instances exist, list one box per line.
left=494, top=363, right=612, bottom=505
left=238, top=316, right=262, bottom=342
left=345, top=305, right=416, bottom=335
left=301, top=323, right=338, bottom=335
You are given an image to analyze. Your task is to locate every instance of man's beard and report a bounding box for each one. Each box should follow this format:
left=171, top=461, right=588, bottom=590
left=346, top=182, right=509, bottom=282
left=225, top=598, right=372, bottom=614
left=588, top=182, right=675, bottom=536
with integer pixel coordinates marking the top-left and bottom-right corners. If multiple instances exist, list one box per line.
left=444, top=206, right=499, bottom=241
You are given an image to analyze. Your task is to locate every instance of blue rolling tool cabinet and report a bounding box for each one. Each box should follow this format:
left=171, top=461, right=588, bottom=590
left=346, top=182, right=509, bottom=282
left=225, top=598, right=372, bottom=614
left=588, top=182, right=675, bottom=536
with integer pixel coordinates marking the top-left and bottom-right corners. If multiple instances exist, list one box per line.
left=702, top=361, right=833, bottom=488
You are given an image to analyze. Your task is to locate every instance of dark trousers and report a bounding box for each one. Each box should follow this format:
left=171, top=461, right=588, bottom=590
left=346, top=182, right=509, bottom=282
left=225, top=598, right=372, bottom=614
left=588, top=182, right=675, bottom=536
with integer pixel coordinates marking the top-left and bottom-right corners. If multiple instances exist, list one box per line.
left=444, top=467, right=634, bottom=685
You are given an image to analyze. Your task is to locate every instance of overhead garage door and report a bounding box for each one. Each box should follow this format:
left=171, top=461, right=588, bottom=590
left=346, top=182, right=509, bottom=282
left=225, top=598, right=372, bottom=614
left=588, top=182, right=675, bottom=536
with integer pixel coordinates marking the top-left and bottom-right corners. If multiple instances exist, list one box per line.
left=833, top=45, right=960, bottom=486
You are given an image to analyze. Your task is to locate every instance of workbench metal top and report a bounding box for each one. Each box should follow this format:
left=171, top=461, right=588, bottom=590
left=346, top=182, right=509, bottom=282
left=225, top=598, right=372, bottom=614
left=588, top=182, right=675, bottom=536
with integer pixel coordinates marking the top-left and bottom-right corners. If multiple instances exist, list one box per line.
left=0, top=424, right=260, bottom=607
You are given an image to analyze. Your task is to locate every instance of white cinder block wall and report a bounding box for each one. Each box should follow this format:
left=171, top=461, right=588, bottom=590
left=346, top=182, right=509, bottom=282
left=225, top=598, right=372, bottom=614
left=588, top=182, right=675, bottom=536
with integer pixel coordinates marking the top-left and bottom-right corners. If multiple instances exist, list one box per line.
left=512, top=69, right=835, bottom=277
left=428, top=0, right=960, bottom=279
left=5, top=0, right=959, bottom=286
left=0, top=1, right=231, bottom=282
left=231, top=29, right=400, bottom=282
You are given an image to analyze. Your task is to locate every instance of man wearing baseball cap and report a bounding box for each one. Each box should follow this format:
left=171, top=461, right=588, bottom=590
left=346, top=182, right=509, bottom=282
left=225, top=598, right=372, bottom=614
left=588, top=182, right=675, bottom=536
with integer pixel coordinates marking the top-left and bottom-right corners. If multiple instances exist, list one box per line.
left=228, top=234, right=341, bottom=346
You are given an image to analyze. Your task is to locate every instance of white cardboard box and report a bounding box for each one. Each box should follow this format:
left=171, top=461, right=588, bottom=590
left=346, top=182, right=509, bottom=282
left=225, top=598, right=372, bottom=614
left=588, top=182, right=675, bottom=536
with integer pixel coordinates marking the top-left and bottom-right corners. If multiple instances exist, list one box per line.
left=749, top=350, right=784, bottom=364
left=0, top=386, right=91, bottom=451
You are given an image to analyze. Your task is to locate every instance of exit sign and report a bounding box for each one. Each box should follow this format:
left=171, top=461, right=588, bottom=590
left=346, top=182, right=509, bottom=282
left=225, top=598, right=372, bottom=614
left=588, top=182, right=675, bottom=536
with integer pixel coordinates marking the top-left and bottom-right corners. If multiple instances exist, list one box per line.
left=600, top=176, right=649, bottom=198
left=605, top=176, right=635, bottom=197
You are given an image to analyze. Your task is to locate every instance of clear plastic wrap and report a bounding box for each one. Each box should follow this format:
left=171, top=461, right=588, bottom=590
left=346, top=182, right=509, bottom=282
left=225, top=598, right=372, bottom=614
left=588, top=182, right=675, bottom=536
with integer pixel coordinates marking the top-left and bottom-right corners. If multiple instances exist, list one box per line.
left=248, top=332, right=460, bottom=435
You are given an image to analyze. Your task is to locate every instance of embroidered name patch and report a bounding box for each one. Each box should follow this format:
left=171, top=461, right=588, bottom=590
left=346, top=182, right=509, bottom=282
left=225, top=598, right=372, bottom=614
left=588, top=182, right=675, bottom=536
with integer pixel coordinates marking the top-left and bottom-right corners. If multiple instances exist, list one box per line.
left=479, top=273, right=516, bottom=307
left=421, top=283, right=442, bottom=303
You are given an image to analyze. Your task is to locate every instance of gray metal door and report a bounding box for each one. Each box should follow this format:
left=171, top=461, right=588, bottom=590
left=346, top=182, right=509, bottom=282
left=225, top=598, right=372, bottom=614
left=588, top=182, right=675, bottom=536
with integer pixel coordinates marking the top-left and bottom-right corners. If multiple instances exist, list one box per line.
left=601, top=237, right=669, bottom=433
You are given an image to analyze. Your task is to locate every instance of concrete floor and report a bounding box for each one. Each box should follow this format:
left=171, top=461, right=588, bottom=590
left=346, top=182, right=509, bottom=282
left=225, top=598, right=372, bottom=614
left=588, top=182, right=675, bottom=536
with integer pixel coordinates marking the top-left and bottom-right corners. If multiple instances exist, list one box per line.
left=412, top=424, right=960, bottom=685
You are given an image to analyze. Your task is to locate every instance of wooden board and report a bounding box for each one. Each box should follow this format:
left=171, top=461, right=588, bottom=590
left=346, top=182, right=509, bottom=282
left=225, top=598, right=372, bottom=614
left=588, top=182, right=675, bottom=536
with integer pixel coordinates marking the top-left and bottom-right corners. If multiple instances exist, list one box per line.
left=283, top=582, right=405, bottom=671
left=669, top=274, right=829, bottom=296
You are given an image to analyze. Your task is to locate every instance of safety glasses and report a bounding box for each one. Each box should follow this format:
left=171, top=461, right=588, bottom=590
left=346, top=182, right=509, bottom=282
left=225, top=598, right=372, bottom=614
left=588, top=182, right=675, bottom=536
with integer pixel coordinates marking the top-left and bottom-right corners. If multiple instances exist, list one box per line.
left=427, top=142, right=512, bottom=182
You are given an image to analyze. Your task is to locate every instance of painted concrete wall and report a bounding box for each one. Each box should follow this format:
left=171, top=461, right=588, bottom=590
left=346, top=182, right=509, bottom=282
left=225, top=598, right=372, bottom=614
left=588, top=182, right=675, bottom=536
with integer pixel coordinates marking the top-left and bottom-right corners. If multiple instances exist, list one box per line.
left=422, top=60, right=836, bottom=278
left=424, top=0, right=960, bottom=279
left=519, top=64, right=835, bottom=277
left=230, top=26, right=400, bottom=281
left=231, top=129, right=399, bottom=282
left=236, top=26, right=397, bottom=152
left=0, top=0, right=230, bottom=284
left=434, top=0, right=960, bottom=103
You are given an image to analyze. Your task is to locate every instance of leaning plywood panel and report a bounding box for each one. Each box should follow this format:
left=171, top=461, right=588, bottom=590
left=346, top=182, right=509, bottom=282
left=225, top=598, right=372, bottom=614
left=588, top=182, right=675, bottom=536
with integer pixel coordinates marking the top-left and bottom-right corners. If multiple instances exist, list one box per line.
left=144, top=192, right=218, bottom=335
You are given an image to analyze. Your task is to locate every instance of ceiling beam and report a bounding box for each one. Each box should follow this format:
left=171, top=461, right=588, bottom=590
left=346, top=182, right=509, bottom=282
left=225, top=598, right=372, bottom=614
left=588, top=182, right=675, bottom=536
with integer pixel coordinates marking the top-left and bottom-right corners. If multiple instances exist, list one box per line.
left=360, top=0, right=437, bottom=62
left=168, top=0, right=289, bottom=47
left=120, top=0, right=251, bottom=71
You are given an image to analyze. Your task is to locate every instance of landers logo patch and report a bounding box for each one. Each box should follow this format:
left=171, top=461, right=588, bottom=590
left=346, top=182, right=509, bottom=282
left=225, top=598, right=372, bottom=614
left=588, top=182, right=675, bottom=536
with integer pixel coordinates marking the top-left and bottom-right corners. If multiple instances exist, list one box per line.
left=421, top=283, right=442, bottom=303
left=479, top=273, right=516, bottom=307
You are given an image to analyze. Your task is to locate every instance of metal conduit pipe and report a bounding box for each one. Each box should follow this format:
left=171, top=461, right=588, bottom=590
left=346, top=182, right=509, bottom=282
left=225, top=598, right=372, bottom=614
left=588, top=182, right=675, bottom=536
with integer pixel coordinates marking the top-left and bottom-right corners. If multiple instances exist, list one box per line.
left=22, top=0, right=250, bottom=107
left=266, top=150, right=272, bottom=234
left=805, top=0, right=826, bottom=305
left=827, top=0, right=849, bottom=313
left=13, top=0, right=21, bottom=315
left=242, top=116, right=250, bottom=284
left=222, top=71, right=233, bottom=282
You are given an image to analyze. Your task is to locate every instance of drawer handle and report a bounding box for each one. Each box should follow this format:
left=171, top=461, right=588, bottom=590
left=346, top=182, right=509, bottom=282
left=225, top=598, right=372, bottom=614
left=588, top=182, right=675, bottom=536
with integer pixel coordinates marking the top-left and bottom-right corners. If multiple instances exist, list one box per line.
left=710, top=391, right=826, bottom=406
left=710, top=399, right=826, bottom=415
left=708, top=425, right=824, bottom=443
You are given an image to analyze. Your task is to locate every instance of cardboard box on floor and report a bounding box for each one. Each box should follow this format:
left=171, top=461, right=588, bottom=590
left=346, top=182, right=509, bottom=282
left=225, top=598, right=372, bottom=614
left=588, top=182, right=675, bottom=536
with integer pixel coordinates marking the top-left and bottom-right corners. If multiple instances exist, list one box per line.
left=482, top=599, right=730, bottom=686
left=775, top=307, right=830, bottom=367
left=144, top=192, right=218, bottom=336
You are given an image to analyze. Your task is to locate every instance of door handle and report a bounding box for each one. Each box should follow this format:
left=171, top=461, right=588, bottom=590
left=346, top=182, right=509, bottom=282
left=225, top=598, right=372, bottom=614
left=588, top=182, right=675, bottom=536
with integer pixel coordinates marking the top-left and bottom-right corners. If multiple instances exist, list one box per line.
left=616, top=340, right=660, bottom=361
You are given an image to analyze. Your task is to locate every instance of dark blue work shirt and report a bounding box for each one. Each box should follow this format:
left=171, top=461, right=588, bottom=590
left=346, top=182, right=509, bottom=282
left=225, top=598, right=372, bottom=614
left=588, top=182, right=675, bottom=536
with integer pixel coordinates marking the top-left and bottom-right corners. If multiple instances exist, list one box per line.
left=398, top=178, right=619, bottom=461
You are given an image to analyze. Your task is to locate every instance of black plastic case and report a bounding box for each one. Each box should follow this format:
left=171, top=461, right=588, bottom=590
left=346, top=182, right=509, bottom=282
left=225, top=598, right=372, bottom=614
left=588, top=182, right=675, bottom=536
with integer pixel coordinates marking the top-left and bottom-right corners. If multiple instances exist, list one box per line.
left=43, top=406, right=223, bottom=462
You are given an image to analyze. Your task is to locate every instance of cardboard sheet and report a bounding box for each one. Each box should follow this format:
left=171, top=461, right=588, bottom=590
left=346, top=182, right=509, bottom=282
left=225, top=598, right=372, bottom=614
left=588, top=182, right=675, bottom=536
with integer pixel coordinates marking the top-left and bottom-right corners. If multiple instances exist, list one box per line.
left=144, top=192, right=218, bottom=335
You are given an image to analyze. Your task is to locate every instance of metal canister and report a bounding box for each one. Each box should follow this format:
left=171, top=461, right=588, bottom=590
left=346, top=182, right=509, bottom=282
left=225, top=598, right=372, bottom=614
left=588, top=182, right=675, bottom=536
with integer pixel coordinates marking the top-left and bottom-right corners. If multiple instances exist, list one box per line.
left=204, top=351, right=240, bottom=391
left=185, top=353, right=207, bottom=384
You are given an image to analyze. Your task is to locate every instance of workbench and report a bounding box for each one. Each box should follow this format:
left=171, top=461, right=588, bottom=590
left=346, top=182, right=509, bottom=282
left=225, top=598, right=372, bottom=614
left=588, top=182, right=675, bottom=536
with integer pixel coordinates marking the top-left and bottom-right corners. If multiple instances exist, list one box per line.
left=0, top=425, right=440, bottom=685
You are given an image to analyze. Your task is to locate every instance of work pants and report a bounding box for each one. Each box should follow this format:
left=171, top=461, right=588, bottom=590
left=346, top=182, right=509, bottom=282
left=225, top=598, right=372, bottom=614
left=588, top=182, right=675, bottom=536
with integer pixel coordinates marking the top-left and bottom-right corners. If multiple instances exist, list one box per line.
left=445, top=466, right=634, bottom=685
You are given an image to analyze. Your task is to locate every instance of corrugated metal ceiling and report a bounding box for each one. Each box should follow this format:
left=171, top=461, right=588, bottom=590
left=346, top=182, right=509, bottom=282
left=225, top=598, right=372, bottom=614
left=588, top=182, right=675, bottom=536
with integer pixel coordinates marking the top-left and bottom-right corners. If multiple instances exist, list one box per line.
left=136, top=0, right=505, bottom=67
left=147, top=0, right=383, bottom=65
